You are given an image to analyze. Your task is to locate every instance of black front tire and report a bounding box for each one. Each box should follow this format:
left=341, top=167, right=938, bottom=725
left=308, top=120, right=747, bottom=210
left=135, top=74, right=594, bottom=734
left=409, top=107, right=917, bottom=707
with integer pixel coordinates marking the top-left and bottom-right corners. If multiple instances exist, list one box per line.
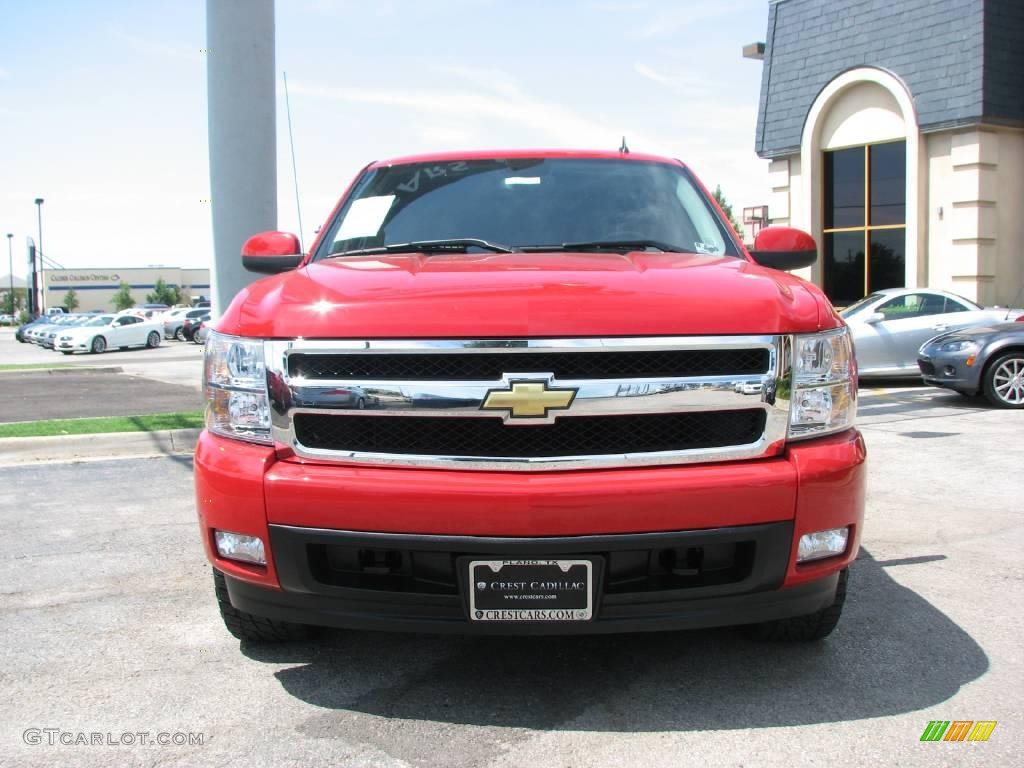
left=744, top=568, right=848, bottom=641
left=982, top=352, right=1024, bottom=408
left=213, top=570, right=309, bottom=643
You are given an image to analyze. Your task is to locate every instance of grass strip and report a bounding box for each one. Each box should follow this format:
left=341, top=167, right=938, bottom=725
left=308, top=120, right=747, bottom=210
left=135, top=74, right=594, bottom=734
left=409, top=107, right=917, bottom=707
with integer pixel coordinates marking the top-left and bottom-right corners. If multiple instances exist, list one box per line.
left=0, top=411, right=204, bottom=438
left=0, top=363, right=76, bottom=371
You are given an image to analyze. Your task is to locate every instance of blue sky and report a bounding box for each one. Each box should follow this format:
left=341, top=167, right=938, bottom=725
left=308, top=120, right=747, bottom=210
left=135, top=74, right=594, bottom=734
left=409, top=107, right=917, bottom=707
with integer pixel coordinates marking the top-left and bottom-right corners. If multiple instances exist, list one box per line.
left=0, top=0, right=770, bottom=273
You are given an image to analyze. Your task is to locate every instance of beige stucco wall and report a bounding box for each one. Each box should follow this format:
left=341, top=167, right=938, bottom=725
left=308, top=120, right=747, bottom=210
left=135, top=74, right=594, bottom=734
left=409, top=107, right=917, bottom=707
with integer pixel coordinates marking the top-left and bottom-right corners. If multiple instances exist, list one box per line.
left=925, top=127, right=1024, bottom=306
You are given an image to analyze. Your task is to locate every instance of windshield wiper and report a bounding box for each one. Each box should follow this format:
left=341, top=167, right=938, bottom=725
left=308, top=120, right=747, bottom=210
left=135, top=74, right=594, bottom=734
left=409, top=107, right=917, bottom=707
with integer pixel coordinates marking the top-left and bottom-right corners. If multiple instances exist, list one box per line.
left=520, top=239, right=692, bottom=253
left=328, top=238, right=520, bottom=258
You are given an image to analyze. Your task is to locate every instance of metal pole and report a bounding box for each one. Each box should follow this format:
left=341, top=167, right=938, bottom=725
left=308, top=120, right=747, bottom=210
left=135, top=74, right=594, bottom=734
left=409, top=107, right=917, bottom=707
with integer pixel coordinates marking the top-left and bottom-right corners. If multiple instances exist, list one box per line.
left=206, top=0, right=277, bottom=317
left=6, top=234, right=13, bottom=317
left=34, top=199, right=45, bottom=313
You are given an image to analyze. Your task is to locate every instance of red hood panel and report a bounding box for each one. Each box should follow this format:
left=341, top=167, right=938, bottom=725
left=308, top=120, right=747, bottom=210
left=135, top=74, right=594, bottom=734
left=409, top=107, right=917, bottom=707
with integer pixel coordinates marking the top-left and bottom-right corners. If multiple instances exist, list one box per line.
left=218, top=252, right=834, bottom=338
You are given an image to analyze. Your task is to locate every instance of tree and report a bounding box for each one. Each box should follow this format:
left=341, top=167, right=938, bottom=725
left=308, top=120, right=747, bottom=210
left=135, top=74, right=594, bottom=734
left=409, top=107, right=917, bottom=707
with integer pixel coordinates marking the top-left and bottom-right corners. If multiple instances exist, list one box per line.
left=62, top=289, right=80, bottom=312
left=2, top=287, right=26, bottom=315
left=712, top=185, right=745, bottom=238
left=146, top=277, right=181, bottom=306
left=111, top=282, right=136, bottom=311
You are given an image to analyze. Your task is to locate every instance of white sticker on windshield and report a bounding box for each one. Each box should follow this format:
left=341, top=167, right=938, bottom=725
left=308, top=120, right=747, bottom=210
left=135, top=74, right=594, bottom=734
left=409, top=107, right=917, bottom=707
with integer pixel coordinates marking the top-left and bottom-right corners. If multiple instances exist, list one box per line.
left=694, top=242, right=723, bottom=255
left=336, top=195, right=395, bottom=240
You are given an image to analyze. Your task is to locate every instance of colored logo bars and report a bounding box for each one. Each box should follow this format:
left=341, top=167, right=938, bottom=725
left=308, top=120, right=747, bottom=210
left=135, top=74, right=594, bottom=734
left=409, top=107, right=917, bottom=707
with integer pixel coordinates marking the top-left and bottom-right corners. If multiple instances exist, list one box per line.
left=920, top=721, right=997, bottom=742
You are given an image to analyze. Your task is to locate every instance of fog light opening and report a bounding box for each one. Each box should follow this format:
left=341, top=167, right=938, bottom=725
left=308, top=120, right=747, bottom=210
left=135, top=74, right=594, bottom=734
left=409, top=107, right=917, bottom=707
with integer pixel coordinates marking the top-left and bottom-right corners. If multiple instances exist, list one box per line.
left=214, top=530, right=266, bottom=565
left=797, top=527, right=849, bottom=563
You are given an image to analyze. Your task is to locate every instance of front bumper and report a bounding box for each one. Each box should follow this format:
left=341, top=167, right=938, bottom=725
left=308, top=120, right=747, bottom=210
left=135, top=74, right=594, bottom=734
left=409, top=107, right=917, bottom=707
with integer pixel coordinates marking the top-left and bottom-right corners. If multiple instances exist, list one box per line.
left=195, top=428, right=865, bottom=634
left=918, top=354, right=983, bottom=394
left=220, top=525, right=841, bottom=635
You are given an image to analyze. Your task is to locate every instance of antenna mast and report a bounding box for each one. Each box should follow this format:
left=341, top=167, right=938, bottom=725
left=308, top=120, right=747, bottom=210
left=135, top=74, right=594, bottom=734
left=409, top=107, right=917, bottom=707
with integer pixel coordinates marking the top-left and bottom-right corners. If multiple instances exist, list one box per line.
left=283, top=71, right=305, bottom=251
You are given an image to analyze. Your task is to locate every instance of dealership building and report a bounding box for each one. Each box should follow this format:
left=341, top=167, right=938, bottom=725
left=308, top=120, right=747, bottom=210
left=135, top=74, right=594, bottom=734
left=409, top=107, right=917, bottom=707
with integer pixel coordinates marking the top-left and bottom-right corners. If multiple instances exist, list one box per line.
left=751, top=0, right=1023, bottom=306
left=44, top=267, right=211, bottom=312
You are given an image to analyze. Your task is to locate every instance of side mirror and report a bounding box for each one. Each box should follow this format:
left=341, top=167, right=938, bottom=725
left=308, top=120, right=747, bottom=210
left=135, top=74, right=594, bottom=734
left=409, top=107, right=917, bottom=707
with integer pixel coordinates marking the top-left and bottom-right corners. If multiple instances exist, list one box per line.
left=748, top=227, right=818, bottom=271
left=241, top=231, right=304, bottom=274
left=865, top=312, right=886, bottom=325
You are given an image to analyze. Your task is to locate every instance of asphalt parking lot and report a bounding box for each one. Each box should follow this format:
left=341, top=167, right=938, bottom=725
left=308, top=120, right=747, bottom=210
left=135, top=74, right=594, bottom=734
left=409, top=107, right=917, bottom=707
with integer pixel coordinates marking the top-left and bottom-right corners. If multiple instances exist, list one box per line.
left=1, top=328, right=204, bottom=391
left=1, top=381, right=1020, bottom=767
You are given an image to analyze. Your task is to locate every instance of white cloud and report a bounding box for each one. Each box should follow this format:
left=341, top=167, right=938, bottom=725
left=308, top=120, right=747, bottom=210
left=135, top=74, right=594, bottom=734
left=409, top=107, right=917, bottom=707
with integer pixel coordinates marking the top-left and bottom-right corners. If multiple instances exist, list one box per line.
left=435, top=64, right=523, bottom=98
left=108, top=28, right=199, bottom=62
left=588, top=1, right=649, bottom=11
left=632, top=62, right=675, bottom=89
left=636, top=3, right=756, bottom=38
left=287, top=78, right=650, bottom=150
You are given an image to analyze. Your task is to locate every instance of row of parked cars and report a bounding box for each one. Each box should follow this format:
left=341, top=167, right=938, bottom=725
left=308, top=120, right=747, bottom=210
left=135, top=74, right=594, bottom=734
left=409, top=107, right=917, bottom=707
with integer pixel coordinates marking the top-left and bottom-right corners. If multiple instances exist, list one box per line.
left=16, top=304, right=212, bottom=354
left=841, top=287, right=1024, bottom=408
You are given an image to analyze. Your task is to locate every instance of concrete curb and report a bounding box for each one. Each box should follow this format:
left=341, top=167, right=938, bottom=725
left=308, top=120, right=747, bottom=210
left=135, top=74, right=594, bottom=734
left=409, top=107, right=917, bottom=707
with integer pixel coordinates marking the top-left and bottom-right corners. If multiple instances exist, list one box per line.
left=0, top=428, right=202, bottom=465
left=0, top=366, right=124, bottom=376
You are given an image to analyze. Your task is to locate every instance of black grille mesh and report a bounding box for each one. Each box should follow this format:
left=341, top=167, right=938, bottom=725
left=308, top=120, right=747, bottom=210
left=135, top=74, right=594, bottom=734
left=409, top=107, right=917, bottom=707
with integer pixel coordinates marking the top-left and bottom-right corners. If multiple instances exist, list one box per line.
left=289, top=348, right=769, bottom=381
left=294, top=410, right=766, bottom=458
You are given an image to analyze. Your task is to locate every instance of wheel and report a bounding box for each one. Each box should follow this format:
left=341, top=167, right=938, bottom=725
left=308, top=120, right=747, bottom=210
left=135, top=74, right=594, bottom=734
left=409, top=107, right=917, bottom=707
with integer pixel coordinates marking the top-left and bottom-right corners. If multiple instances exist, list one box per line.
left=356, top=398, right=366, bottom=410
left=91, top=335, right=106, bottom=354
left=174, top=327, right=185, bottom=341
left=982, top=352, right=1024, bottom=408
left=61, top=351, right=73, bottom=356
left=213, top=570, right=308, bottom=643
left=744, top=568, right=848, bottom=641
left=146, top=331, right=161, bottom=348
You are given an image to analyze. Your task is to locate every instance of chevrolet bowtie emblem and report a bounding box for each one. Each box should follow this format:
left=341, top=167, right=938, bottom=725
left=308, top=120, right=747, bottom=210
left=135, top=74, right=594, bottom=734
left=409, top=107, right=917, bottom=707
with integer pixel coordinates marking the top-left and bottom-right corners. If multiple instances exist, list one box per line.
left=481, top=379, right=577, bottom=420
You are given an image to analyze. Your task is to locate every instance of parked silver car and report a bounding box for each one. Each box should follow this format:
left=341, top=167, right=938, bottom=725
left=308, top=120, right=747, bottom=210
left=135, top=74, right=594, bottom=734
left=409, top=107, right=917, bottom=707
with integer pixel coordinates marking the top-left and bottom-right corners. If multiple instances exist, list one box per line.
left=918, top=322, right=1024, bottom=407
left=164, top=308, right=209, bottom=340
left=840, top=288, right=1023, bottom=378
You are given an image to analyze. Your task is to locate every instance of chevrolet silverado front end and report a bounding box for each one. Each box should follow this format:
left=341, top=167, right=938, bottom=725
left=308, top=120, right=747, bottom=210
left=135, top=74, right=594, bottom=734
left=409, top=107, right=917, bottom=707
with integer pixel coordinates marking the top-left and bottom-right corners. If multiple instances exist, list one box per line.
left=196, top=150, right=865, bottom=642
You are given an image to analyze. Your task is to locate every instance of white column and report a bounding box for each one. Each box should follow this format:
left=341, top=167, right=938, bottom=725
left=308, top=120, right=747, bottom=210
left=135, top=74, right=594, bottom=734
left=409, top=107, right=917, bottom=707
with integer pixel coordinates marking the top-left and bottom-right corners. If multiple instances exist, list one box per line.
left=206, top=0, right=277, bottom=317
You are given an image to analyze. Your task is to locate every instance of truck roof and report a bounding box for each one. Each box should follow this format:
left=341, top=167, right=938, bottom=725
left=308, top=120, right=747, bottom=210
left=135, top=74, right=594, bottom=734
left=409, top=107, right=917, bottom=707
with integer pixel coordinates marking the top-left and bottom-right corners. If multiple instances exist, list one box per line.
left=370, top=148, right=687, bottom=169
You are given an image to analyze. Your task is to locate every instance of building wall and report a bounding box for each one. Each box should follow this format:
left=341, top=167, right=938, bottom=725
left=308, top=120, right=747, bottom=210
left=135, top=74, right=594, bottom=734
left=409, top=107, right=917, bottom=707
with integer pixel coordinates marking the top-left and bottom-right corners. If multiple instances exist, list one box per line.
left=45, top=268, right=211, bottom=312
left=756, top=0, right=1024, bottom=306
left=923, top=127, right=1024, bottom=306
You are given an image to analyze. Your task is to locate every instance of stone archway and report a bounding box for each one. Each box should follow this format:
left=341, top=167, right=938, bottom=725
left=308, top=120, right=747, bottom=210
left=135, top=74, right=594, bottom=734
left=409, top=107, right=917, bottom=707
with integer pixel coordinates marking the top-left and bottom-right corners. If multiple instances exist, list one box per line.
left=798, top=67, right=922, bottom=290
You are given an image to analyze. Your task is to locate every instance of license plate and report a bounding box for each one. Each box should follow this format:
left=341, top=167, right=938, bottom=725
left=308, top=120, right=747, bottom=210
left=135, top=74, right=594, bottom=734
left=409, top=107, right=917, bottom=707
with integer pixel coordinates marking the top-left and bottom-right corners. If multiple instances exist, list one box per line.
left=468, top=559, right=593, bottom=621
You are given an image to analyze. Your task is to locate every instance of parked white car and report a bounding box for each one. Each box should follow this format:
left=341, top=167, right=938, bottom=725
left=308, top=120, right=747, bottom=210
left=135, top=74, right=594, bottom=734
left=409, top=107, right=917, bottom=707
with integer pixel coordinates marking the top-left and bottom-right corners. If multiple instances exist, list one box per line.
left=55, top=313, right=164, bottom=354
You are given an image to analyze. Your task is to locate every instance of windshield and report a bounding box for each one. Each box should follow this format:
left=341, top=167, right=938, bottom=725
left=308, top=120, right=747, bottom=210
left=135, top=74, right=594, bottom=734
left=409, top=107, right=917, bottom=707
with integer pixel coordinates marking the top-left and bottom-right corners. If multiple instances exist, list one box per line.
left=85, top=315, right=114, bottom=327
left=315, top=158, right=739, bottom=259
left=839, top=293, right=885, bottom=317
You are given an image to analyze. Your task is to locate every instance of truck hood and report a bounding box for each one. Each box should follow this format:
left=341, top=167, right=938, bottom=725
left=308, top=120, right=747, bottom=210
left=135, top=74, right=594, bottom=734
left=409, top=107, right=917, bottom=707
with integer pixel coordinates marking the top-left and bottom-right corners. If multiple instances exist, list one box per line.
left=218, top=252, right=836, bottom=338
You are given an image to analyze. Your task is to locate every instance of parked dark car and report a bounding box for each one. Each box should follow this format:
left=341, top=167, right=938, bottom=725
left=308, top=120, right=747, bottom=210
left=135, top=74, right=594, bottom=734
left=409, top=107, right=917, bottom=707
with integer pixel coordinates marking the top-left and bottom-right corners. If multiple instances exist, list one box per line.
left=181, top=312, right=210, bottom=341
left=918, top=321, right=1024, bottom=407
left=164, top=308, right=209, bottom=341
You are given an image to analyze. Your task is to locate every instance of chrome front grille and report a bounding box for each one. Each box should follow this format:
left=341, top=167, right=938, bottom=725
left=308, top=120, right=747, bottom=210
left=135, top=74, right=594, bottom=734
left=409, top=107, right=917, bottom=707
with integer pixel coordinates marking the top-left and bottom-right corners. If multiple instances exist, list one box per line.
left=266, top=336, right=792, bottom=471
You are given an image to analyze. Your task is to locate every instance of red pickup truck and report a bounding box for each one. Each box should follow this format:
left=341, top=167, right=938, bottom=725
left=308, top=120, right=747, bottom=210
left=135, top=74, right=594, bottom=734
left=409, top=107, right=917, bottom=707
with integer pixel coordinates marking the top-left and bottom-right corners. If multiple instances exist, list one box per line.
left=196, top=149, right=864, bottom=643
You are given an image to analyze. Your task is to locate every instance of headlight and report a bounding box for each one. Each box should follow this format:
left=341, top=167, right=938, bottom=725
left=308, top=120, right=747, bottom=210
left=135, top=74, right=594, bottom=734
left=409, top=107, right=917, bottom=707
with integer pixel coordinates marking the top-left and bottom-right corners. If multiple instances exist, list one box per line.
left=204, top=331, right=272, bottom=444
left=790, top=327, right=856, bottom=440
left=938, top=340, right=978, bottom=354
